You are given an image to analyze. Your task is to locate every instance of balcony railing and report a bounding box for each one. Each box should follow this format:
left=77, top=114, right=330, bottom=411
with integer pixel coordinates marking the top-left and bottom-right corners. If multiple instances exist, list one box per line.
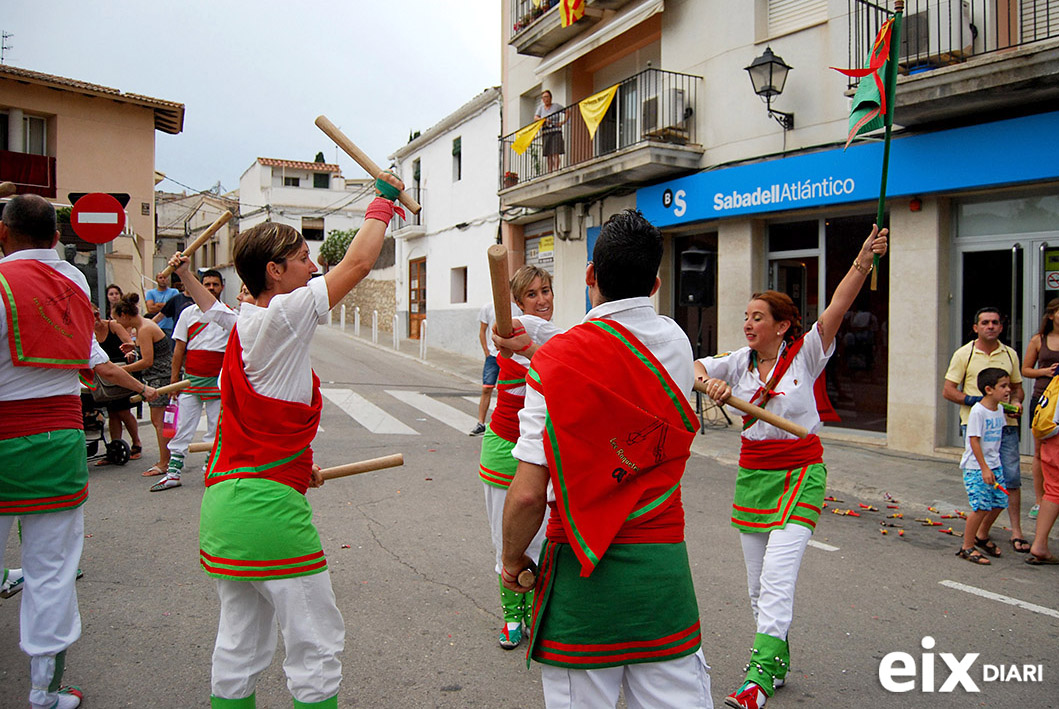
left=511, top=0, right=559, bottom=35
left=391, top=187, right=424, bottom=233
left=499, top=68, right=700, bottom=191
left=0, top=150, right=57, bottom=199
left=849, top=0, right=1059, bottom=82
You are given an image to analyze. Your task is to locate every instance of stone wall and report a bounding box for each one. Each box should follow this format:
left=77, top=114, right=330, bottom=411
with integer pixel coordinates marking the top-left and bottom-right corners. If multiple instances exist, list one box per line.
left=336, top=278, right=396, bottom=333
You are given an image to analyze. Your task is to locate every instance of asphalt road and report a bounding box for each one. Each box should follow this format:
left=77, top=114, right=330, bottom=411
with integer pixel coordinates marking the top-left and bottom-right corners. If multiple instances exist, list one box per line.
left=2, top=325, right=1056, bottom=708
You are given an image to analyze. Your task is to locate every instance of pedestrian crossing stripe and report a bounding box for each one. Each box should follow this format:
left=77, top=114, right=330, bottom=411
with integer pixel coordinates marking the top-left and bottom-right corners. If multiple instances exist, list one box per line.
left=386, top=389, right=479, bottom=434
left=322, top=388, right=419, bottom=435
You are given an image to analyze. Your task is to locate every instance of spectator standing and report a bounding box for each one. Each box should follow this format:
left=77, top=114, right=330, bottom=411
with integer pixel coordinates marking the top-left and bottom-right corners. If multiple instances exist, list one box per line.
left=1021, top=296, right=1059, bottom=520
left=145, top=270, right=180, bottom=338
left=470, top=299, right=522, bottom=436
left=535, top=90, right=566, bottom=173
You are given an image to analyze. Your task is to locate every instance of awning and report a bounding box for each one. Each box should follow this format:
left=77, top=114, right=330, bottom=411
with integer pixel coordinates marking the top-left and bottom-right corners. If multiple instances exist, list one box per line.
left=535, top=0, right=664, bottom=78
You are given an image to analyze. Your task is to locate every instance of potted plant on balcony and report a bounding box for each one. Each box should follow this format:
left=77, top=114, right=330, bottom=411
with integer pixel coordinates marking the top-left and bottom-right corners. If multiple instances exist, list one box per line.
left=503, top=171, right=519, bottom=188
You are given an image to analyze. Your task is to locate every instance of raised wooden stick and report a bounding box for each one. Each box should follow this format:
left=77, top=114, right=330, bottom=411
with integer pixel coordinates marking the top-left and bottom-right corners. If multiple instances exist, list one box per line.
left=487, top=244, right=513, bottom=347
left=159, top=211, right=233, bottom=278
left=129, top=379, right=191, bottom=404
left=693, top=380, right=808, bottom=438
left=319, top=453, right=404, bottom=481
left=315, top=115, right=422, bottom=215
left=0, top=182, right=15, bottom=198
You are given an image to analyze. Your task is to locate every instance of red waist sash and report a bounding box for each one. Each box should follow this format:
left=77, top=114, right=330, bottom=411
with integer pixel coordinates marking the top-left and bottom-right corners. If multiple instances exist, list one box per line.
left=545, top=490, right=686, bottom=545
left=529, top=318, right=698, bottom=577
left=739, top=434, right=823, bottom=470
left=205, top=328, right=321, bottom=495
left=185, top=349, right=225, bottom=377
left=489, top=356, right=527, bottom=442
left=0, top=395, right=82, bottom=439
left=0, top=260, right=93, bottom=369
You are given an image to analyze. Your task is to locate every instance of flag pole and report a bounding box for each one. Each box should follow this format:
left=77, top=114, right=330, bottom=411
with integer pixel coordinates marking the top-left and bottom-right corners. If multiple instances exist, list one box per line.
left=872, top=0, right=903, bottom=290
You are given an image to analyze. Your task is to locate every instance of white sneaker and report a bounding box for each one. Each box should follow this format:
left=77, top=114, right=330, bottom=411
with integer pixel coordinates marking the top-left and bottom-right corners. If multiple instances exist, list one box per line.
left=0, top=567, right=23, bottom=598
left=1030, top=504, right=1040, bottom=519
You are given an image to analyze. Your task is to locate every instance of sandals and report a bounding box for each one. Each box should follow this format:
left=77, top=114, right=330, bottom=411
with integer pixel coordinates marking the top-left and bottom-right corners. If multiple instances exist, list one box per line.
left=974, top=536, right=1002, bottom=557
left=1011, top=537, right=1031, bottom=553
left=1025, top=553, right=1059, bottom=565
left=129, top=444, right=142, bottom=460
left=956, top=547, right=991, bottom=565
left=141, top=465, right=165, bottom=477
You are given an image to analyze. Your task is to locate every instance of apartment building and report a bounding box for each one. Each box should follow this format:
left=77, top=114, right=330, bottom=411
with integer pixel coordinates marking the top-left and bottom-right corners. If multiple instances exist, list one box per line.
left=155, top=189, right=239, bottom=307
left=389, top=87, right=502, bottom=356
left=499, top=0, right=1059, bottom=456
left=0, top=64, right=184, bottom=301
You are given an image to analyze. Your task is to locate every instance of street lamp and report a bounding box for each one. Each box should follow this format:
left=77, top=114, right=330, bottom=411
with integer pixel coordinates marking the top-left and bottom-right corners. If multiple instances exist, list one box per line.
left=745, top=46, right=794, bottom=130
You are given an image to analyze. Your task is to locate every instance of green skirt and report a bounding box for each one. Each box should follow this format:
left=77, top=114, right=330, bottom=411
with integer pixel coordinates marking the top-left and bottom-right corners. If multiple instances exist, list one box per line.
left=731, top=462, right=826, bottom=533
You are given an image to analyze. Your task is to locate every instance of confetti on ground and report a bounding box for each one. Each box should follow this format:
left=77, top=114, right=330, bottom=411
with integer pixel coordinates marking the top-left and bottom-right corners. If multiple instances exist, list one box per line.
left=898, top=530, right=905, bottom=536
left=927, top=506, right=939, bottom=513
left=859, top=504, right=878, bottom=511
left=880, top=529, right=888, bottom=535
left=824, top=496, right=844, bottom=502
left=939, top=527, right=955, bottom=535
left=341, top=544, right=351, bottom=549
left=887, top=504, right=900, bottom=509
left=831, top=509, right=861, bottom=517
left=888, top=513, right=903, bottom=519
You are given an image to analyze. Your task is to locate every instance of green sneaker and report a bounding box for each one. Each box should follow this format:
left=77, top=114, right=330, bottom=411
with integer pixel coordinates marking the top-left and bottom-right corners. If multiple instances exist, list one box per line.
left=1030, top=504, right=1040, bottom=519
left=499, top=623, right=523, bottom=650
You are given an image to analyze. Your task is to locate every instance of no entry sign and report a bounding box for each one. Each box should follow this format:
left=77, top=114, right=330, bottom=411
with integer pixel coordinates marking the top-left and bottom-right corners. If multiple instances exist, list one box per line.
left=71, top=192, right=127, bottom=244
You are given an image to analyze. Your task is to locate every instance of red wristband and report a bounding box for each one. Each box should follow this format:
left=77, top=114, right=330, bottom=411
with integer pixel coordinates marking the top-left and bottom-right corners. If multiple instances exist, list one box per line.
left=516, top=343, right=532, bottom=353
left=501, top=567, right=519, bottom=583
left=364, top=196, right=395, bottom=224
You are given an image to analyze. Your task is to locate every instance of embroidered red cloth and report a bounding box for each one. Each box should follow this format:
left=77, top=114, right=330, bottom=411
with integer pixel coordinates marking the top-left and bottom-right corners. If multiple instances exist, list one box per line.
left=205, top=328, right=321, bottom=494
left=0, top=260, right=93, bottom=369
left=528, top=318, right=698, bottom=577
left=0, top=395, right=82, bottom=440
left=488, top=356, right=527, bottom=442
left=738, top=434, right=823, bottom=470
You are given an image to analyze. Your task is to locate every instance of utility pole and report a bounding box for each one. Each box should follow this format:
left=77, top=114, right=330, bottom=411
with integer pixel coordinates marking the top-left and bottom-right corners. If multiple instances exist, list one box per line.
left=1, top=32, right=13, bottom=64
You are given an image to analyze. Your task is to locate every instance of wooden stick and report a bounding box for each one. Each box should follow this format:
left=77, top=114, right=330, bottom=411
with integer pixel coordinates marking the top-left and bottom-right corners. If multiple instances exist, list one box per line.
left=319, top=453, right=404, bottom=481
left=693, top=380, right=808, bottom=438
left=488, top=244, right=513, bottom=342
left=188, top=441, right=213, bottom=454
left=314, top=115, right=422, bottom=215
left=0, top=182, right=15, bottom=198
left=160, top=211, right=233, bottom=278
left=129, top=379, right=191, bottom=404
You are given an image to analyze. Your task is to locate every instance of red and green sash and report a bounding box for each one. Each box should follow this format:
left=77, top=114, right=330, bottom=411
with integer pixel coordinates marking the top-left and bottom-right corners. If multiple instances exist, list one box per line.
left=488, top=356, right=528, bottom=443
left=204, top=328, right=321, bottom=495
left=527, top=318, right=698, bottom=577
left=0, top=260, right=93, bottom=369
left=743, top=334, right=838, bottom=430
left=185, top=348, right=224, bottom=400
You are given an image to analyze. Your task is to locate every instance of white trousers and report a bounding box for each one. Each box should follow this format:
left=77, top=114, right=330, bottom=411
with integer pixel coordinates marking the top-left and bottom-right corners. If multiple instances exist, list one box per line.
left=483, top=482, right=547, bottom=574
left=211, top=572, right=345, bottom=704
left=541, top=649, right=712, bottom=709
left=739, top=524, right=812, bottom=639
left=166, top=393, right=221, bottom=466
left=0, top=508, right=84, bottom=707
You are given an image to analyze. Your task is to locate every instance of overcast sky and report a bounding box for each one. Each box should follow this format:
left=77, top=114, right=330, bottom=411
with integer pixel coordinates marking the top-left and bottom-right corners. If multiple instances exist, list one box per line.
left=6, top=0, right=500, bottom=194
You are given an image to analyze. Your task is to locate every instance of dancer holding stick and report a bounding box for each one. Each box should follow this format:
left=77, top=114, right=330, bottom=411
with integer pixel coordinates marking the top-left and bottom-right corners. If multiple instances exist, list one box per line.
left=170, top=155, right=404, bottom=707
left=695, top=225, right=887, bottom=709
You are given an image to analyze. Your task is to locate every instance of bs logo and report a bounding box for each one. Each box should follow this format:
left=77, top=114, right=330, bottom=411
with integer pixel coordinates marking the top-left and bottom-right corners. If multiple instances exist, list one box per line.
left=662, top=188, right=687, bottom=217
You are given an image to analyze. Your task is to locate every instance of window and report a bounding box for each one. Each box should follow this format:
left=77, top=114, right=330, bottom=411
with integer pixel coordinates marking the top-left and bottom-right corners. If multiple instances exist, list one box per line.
left=284, top=176, right=300, bottom=187
left=0, top=113, right=7, bottom=151
left=302, top=217, right=325, bottom=241
left=766, top=0, right=827, bottom=38
left=452, top=136, right=461, bottom=182
left=450, top=267, right=467, bottom=304
left=313, top=172, right=330, bottom=189
left=23, top=116, right=46, bottom=155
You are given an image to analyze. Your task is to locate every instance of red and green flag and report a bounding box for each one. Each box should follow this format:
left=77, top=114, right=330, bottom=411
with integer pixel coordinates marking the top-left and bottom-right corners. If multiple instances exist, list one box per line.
left=833, top=17, right=895, bottom=149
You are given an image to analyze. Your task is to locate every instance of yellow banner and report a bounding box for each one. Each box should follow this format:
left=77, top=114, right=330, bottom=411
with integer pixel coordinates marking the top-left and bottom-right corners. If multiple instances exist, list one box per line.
left=512, top=118, right=545, bottom=155
left=578, top=84, right=619, bottom=140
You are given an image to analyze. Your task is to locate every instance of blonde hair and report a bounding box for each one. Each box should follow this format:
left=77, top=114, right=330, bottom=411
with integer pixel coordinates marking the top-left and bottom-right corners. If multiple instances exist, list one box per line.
left=510, top=265, right=552, bottom=307
left=233, top=222, right=305, bottom=297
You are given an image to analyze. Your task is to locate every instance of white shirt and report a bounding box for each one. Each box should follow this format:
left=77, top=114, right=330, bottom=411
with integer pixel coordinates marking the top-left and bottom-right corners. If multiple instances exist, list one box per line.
left=204, top=277, right=329, bottom=405
left=960, top=402, right=1005, bottom=471
left=478, top=301, right=523, bottom=358
left=173, top=303, right=232, bottom=352
left=700, top=323, right=834, bottom=441
left=513, top=297, right=694, bottom=466
left=0, top=248, right=109, bottom=401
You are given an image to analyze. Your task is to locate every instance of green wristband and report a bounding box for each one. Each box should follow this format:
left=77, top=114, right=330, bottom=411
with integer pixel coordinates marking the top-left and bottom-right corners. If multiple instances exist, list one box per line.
left=375, top=176, right=400, bottom=201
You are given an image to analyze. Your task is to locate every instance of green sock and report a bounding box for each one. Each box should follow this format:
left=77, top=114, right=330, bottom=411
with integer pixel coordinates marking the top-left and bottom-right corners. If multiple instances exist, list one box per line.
left=744, top=632, right=790, bottom=697
left=499, top=574, right=523, bottom=624
left=292, top=695, right=338, bottom=708
left=210, top=694, right=255, bottom=709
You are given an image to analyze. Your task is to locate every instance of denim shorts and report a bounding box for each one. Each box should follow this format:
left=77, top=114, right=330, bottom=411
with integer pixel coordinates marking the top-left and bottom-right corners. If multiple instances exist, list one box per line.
left=482, top=355, right=499, bottom=387
left=961, top=424, right=1021, bottom=489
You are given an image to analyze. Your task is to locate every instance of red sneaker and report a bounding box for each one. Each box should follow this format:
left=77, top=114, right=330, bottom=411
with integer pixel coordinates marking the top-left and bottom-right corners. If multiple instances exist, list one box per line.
left=725, top=681, right=767, bottom=709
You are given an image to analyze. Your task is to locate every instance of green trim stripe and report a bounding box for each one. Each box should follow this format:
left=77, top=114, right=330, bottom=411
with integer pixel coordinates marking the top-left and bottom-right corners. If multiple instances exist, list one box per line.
left=627, top=482, right=680, bottom=521
left=497, top=377, right=525, bottom=386
left=586, top=320, right=694, bottom=432
left=206, top=446, right=307, bottom=481
left=0, top=272, right=88, bottom=366
left=545, top=411, right=599, bottom=569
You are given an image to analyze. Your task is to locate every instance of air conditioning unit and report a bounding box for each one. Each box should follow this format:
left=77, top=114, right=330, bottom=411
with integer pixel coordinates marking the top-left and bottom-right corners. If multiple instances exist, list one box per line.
left=641, top=88, right=687, bottom=134
left=900, top=0, right=973, bottom=67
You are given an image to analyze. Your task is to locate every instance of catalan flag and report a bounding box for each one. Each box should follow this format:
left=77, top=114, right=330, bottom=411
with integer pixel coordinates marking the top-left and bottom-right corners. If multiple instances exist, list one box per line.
left=561, top=0, right=585, bottom=27
left=832, top=17, right=894, bottom=149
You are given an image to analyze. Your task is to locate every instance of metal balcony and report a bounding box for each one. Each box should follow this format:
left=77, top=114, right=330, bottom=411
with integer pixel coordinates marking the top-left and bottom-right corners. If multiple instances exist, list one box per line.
left=391, top=187, right=425, bottom=239
left=509, top=0, right=637, bottom=56
left=849, top=0, right=1059, bottom=126
left=499, top=68, right=703, bottom=209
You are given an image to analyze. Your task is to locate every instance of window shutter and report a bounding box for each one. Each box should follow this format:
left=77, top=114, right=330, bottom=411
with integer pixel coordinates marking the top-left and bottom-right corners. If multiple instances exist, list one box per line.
left=1022, top=1, right=1059, bottom=42
left=768, top=0, right=827, bottom=37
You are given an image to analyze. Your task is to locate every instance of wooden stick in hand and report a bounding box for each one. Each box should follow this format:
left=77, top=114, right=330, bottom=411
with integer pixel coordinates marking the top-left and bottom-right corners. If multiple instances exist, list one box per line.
left=488, top=244, right=513, bottom=346
left=693, top=380, right=808, bottom=439
left=129, top=379, right=191, bottom=404
left=160, top=211, right=233, bottom=278
left=314, top=115, right=422, bottom=215
left=318, top=453, right=404, bottom=481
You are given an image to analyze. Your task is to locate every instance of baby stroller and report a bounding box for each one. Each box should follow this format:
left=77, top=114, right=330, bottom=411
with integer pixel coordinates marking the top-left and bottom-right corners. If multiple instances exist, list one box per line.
left=80, top=374, right=133, bottom=466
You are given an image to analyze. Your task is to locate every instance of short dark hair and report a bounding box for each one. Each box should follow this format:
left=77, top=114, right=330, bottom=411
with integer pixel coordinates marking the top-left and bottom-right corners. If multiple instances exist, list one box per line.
left=234, top=222, right=304, bottom=297
left=2, top=194, right=56, bottom=247
left=974, top=307, right=1002, bottom=324
left=202, top=269, right=224, bottom=284
left=592, top=209, right=662, bottom=302
left=977, top=367, right=1009, bottom=393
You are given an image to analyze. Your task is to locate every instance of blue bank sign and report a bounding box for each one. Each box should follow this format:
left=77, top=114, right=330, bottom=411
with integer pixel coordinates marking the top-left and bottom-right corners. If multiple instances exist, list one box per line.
left=638, top=111, right=1059, bottom=228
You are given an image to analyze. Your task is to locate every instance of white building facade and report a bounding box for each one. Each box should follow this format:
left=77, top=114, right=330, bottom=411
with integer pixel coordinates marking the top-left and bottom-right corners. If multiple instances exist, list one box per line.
left=389, top=87, right=503, bottom=359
